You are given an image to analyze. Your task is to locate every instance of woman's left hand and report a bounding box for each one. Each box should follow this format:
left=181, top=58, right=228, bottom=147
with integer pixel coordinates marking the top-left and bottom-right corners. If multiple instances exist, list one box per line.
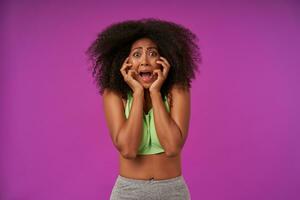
left=149, top=56, right=171, bottom=93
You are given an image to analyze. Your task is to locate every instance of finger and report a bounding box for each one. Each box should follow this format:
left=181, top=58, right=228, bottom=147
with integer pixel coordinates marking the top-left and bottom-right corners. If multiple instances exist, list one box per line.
left=120, top=61, right=132, bottom=71
left=121, top=57, right=132, bottom=69
left=156, top=60, right=170, bottom=78
left=123, top=69, right=133, bottom=82
left=121, top=57, right=129, bottom=71
left=159, top=56, right=170, bottom=67
left=123, top=57, right=129, bottom=64
left=120, top=68, right=126, bottom=79
left=127, top=69, right=133, bottom=76
left=120, top=63, right=132, bottom=77
left=133, top=70, right=139, bottom=78
left=120, top=65, right=129, bottom=78
left=128, top=69, right=138, bottom=80
left=153, top=69, right=164, bottom=80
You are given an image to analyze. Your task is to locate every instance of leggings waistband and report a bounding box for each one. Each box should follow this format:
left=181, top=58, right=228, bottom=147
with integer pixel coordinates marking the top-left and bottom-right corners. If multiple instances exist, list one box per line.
left=117, top=174, right=184, bottom=184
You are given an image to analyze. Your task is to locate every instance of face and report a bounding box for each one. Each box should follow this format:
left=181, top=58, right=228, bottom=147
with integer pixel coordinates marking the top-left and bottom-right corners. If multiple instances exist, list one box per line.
left=128, top=38, right=162, bottom=88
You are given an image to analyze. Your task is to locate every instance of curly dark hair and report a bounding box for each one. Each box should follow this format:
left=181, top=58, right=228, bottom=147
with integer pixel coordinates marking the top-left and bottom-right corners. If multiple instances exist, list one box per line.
left=85, top=18, right=201, bottom=99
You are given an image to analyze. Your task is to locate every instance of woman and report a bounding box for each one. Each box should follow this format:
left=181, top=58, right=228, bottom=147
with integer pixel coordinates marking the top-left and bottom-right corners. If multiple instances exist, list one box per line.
left=86, top=18, right=201, bottom=200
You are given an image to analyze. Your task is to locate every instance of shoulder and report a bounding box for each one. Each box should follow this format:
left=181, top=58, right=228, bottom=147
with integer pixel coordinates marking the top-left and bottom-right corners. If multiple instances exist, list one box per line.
left=167, top=84, right=190, bottom=108
left=103, top=88, right=123, bottom=99
left=103, top=89, right=127, bottom=109
left=170, top=84, right=190, bottom=93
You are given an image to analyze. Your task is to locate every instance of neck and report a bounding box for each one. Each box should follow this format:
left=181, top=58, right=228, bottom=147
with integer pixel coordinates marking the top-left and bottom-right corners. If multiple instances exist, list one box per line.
left=144, top=89, right=150, bottom=102
left=144, top=89, right=151, bottom=111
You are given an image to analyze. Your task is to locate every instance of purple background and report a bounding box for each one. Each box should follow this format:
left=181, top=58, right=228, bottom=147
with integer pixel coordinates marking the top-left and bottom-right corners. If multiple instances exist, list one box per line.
left=1, top=0, right=300, bottom=199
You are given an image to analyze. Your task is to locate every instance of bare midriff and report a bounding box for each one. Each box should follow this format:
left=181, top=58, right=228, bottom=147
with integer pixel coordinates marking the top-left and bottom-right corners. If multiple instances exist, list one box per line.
left=119, top=95, right=180, bottom=180
left=119, top=152, right=182, bottom=180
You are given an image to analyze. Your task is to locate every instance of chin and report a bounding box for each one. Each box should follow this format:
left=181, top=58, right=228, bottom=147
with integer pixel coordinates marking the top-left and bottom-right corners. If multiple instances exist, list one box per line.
left=142, top=84, right=151, bottom=89
left=140, top=82, right=152, bottom=89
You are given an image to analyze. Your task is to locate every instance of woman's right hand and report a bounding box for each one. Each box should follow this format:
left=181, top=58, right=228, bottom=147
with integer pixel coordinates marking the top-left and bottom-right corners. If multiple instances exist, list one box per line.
left=120, top=57, right=144, bottom=93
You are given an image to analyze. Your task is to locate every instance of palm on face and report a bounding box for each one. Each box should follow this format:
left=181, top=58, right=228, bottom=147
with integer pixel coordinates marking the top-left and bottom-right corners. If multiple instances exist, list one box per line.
left=120, top=56, right=171, bottom=93
left=120, top=57, right=143, bottom=93
left=149, top=56, right=171, bottom=93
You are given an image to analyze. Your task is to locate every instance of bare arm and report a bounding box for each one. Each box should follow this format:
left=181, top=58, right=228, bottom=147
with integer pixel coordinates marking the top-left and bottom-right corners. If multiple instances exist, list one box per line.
left=103, top=89, right=144, bottom=159
left=150, top=85, right=191, bottom=157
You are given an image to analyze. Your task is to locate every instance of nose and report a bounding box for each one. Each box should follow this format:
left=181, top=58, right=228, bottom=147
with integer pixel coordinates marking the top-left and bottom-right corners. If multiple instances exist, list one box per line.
left=140, top=54, right=150, bottom=66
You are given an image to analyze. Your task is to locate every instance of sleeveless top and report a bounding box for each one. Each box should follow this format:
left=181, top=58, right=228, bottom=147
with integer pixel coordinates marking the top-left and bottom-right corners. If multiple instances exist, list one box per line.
left=124, top=91, right=170, bottom=155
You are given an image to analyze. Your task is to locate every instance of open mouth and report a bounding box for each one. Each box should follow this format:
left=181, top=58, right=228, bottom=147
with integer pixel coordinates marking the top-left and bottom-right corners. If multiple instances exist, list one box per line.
left=139, top=71, right=154, bottom=83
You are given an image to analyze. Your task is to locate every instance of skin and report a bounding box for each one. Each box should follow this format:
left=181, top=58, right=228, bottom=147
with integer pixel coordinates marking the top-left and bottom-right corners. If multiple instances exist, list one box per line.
left=103, top=38, right=191, bottom=180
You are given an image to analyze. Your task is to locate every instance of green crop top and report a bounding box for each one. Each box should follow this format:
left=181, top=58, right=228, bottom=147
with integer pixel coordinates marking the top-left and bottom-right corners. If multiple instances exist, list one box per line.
left=124, top=91, right=170, bottom=155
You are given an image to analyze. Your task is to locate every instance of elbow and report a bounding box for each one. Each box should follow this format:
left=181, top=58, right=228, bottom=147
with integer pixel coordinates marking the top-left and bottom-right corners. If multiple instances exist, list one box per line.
left=115, top=134, right=138, bottom=159
left=120, top=149, right=137, bottom=159
left=164, top=138, right=183, bottom=158
left=165, top=147, right=181, bottom=158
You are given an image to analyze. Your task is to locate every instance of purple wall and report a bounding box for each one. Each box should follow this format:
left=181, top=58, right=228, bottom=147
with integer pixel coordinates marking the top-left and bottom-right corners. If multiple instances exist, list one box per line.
left=1, top=0, right=299, bottom=199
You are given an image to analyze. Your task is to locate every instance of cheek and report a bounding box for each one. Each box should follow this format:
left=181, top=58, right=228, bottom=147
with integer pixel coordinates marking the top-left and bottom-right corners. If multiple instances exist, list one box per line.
left=129, top=57, right=138, bottom=64
left=128, top=59, right=139, bottom=68
left=153, top=61, right=162, bottom=70
left=131, top=66, right=139, bottom=72
left=151, top=59, right=161, bottom=67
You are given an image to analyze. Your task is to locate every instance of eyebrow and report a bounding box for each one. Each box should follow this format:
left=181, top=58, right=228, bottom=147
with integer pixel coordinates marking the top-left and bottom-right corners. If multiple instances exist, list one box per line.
left=131, top=47, right=158, bottom=51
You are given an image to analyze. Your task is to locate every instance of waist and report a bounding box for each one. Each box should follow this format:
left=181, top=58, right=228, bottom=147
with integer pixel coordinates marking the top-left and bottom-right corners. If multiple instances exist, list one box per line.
left=117, top=174, right=184, bottom=183
left=119, top=152, right=181, bottom=180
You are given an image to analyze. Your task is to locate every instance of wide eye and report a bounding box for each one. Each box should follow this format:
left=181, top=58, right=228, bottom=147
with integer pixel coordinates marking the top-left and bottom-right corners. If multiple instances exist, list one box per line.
left=149, top=51, right=158, bottom=56
left=132, top=52, right=141, bottom=57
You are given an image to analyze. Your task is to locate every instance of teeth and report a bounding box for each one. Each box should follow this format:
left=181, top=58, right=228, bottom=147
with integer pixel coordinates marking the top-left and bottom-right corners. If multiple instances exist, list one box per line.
left=139, top=72, right=152, bottom=77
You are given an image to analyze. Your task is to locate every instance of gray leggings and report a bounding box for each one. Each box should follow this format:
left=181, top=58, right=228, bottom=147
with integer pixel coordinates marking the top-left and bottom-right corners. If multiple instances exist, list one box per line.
left=109, top=175, right=191, bottom=200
